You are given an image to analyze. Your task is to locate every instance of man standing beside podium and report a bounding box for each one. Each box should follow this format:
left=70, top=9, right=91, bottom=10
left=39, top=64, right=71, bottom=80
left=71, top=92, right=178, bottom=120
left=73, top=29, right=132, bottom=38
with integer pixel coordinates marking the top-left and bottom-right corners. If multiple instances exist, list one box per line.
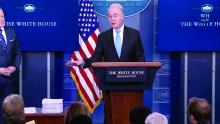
left=66, top=3, right=145, bottom=124
left=0, top=7, right=22, bottom=124
left=66, top=3, right=145, bottom=67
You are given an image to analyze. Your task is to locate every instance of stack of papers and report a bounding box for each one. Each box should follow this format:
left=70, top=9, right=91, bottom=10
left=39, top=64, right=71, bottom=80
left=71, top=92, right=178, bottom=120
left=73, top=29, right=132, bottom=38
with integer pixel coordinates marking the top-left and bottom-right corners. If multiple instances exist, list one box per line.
left=25, top=120, right=36, bottom=124
left=24, top=107, right=37, bottom=114
left=41, top=98, right=63, bottom=113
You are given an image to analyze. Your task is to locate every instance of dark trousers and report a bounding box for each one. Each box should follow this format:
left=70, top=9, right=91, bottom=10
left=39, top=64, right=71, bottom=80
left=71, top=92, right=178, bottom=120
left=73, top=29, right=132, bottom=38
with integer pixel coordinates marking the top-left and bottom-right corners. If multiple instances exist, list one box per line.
left=0, top=77, right=13, bottom=124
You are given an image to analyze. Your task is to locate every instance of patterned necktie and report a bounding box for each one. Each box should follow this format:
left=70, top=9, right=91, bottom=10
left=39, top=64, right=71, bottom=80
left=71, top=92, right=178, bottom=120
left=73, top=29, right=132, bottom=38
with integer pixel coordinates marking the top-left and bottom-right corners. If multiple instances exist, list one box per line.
left=0, top=29, right=6, bottom=50
left=115, top=30, right=121, bottom=57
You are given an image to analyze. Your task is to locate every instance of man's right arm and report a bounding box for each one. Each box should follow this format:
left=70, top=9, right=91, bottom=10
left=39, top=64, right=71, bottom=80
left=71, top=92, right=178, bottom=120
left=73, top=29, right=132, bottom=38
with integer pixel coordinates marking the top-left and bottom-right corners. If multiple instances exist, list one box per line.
left=66, top=33, right=104, bottom=68
left=0, top=67, right=11, bottom=76
left=83, top=34, right=104, bottom=68
left=66, top=60, right=84, bottom=67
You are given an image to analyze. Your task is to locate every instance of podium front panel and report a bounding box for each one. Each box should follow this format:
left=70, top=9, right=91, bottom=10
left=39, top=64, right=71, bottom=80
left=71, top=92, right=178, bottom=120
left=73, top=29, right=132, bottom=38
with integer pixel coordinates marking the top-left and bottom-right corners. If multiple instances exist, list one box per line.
left=94, top=67, right=158, bottom=91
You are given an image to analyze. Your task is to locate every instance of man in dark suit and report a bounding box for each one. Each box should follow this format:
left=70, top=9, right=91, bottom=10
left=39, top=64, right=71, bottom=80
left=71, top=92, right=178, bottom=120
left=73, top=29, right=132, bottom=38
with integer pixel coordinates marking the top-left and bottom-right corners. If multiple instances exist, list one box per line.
left=0, top=7, right=22, bottom=124
left=66, top=3, right=145, bottom=124
left=66, top=3, right=145, bottom=67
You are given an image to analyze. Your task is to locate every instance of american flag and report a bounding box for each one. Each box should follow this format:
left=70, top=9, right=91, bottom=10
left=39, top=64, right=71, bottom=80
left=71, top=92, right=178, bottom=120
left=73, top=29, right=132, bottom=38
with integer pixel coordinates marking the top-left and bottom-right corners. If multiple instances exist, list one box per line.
left=70, top=0, right=102, bottom=113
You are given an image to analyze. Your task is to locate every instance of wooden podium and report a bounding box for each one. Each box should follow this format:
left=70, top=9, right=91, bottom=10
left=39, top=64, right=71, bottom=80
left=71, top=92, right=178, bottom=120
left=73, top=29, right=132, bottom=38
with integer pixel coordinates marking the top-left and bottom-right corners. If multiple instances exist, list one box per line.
left=92, top=62, right=161, bottom=124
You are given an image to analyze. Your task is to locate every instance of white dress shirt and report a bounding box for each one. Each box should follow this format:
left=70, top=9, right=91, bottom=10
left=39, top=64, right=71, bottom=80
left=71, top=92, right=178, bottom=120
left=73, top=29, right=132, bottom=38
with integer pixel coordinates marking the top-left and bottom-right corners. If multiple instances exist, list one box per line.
left=113, top=25, right=124, bottom=46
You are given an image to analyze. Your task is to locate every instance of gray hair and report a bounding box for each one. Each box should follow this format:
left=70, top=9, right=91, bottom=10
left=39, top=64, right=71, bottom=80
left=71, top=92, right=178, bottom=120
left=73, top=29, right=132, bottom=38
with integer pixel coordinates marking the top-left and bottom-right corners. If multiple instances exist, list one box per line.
left=2, top=94, right=24, bottom=120
left=145, top=112, right=168, bottom=124
left=108, top=3, right=124, bottom=14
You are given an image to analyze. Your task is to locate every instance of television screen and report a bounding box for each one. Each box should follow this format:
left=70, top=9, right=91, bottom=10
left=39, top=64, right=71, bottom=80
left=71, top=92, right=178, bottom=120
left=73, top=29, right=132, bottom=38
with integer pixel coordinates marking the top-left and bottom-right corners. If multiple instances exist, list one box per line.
left=158, top=0, right=220, bottom=51
left=1, top=0, right=78, bottom=51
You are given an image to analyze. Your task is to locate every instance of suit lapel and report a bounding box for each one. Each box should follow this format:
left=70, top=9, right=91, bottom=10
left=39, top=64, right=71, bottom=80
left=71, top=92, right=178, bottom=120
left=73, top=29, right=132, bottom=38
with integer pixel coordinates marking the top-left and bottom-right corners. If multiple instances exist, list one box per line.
left=0, top=44, right=6, bottom=54
left=109, top=28, right=120, bottom=59
left=120, top=26, right=128, bottom=60
left=6, top=39, right=13, bottom=54
left=4, top=27, right=13, bottom=54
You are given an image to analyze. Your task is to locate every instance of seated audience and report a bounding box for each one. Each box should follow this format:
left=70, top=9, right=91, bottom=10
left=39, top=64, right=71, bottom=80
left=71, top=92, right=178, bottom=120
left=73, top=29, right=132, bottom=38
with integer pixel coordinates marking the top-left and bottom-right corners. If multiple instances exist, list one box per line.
left=129, top=106, right=152, bottom=124
left=70, top=115, right=92, bottom=124
left=187, top=97, right=211, bottom=124
left=65, top=101, right=91, bottom=124
left=145, top=112, right=168, bottom=124
left=2, top=94, right=25, bottom=124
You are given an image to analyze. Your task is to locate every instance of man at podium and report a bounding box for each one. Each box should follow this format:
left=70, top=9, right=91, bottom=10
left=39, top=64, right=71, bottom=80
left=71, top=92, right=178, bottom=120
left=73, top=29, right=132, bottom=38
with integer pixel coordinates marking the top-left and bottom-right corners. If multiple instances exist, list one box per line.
left=66, top=3, right=147, bottom=124
left=66, top=3, right=145, bottom=68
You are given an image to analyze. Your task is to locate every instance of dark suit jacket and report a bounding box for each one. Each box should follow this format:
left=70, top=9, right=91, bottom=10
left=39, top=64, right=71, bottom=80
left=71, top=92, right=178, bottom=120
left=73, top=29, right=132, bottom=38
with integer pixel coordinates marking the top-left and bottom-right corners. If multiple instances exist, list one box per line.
left=0, top=26, right=21, bottom=80
left=84, top=26, right=145, bottom=68
left=198, top=120, right=211, bottom=124
left=0, top=26, right=21, bottom=124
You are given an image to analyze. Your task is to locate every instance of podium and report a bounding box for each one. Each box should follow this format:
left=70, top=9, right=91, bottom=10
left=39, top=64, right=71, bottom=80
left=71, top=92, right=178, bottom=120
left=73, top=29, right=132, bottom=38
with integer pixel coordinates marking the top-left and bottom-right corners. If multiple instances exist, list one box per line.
left=92, top=62, right=161, bottom=124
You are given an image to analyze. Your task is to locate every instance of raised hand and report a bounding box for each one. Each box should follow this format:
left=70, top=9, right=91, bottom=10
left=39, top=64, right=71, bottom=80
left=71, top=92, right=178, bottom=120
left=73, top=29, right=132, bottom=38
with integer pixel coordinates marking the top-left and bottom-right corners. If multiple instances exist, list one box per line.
left=65, top=60, right=84, bottom=67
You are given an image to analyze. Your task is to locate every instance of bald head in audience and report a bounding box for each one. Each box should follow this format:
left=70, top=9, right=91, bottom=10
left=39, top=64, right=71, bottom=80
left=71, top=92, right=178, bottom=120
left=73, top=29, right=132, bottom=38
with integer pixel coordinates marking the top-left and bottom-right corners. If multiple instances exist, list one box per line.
left=145, top=112, right=168, bottom=124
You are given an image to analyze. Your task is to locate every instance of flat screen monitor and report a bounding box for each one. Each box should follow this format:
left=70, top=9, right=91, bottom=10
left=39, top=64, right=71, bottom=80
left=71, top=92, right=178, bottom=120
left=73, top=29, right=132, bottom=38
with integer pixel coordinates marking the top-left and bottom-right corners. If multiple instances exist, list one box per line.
left=1, top=0, right=78, bottom=51
left=158, top=0, right=220, bottom=51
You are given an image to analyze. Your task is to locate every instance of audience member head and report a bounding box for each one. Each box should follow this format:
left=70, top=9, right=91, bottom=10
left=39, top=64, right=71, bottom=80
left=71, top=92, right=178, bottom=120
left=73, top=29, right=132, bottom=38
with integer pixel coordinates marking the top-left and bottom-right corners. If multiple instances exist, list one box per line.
left=65, top=101, right=90, bottom=124
left=2, top=94, right=25, bottom=124
left=129, top=106, right=152, bottom=124
left=145, top=112, right=168, bottom=124
left=70, top=115, right=92, bottom=124
left=187, top=97, right=211, bottom=124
